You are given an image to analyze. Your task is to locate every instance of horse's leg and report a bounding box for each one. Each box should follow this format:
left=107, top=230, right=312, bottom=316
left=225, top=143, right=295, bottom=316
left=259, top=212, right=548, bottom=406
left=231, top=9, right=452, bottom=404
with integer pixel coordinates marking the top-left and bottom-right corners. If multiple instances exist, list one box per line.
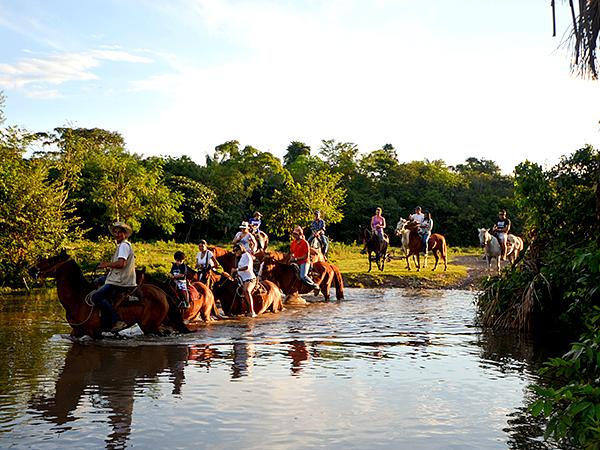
left=405, top=254, right=411, bottom=271
left=431, top=251, right=439, bottom=271
left=368, top=252, right=373, bottom=272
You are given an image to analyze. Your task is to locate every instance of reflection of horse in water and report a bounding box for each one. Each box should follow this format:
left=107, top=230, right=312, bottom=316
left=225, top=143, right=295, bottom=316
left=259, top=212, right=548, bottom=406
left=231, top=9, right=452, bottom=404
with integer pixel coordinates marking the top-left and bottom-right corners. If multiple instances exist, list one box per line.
left=29, top=344, right=190, bottom=450
left=360, top=227, right=389, bottom=272
left=33, top=251, right=189, bottom=338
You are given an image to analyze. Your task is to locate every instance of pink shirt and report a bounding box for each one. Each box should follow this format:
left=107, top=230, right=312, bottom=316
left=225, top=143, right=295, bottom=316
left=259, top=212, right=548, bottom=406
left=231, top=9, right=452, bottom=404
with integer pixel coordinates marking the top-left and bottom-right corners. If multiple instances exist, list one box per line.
left=371, top=215, right=385, bottom=230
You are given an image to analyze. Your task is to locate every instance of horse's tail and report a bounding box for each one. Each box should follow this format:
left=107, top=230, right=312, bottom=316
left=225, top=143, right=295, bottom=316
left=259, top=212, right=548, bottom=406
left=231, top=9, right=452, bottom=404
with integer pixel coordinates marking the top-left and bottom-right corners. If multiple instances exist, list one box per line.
left=332, top=264, right=345, bottom=300
left=166, top=295, right=192, bottom=333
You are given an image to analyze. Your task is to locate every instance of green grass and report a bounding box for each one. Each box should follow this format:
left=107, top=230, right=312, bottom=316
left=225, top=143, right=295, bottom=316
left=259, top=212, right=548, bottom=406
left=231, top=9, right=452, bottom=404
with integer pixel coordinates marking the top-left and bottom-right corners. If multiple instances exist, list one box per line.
left=66, top=239, right=479, bottom=288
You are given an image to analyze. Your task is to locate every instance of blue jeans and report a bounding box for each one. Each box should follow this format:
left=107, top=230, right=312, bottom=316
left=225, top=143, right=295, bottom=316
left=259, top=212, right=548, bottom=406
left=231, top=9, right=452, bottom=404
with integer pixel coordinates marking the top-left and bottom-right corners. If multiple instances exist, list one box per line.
left=420, top=232, right=431, bottom=254
left=91, top=283, right=125, bottom=328
left=308, top=234, right=329, bottom=255
left=299, top=262, right=320, bottom=290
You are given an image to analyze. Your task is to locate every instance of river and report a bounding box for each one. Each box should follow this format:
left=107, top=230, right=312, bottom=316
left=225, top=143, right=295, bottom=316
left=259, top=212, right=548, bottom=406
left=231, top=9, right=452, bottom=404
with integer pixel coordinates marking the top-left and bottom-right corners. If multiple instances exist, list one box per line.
left=0, top=288, right=557, bottom=449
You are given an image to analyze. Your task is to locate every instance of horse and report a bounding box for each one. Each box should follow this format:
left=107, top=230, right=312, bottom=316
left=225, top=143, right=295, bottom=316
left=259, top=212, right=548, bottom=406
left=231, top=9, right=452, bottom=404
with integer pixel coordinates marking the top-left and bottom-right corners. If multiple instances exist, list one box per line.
left=258, top=254, right=344, bottom=301
left=359, top=227, right=389, bottom=272
left=140, top=271, right=220, bottom=323
left=208, top=246, right=237, bottom=273
left=210, top=272, right=284, bottom=316
left=33, top=251, right=189, bottom=338
left=253, top=230, right=269, bottom=251
left=395, top=219, right=448, bottom=271
left=477, top=228, right=524, bottom=273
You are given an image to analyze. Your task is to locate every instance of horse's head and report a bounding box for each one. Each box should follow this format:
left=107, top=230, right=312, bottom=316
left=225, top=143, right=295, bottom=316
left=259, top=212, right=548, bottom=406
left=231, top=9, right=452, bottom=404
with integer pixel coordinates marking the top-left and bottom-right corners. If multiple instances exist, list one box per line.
left=477, top=228, right=490, bottom=247
left=32, top=250, right=71, bottom=279
left=395, top=218, right=408, bottom=236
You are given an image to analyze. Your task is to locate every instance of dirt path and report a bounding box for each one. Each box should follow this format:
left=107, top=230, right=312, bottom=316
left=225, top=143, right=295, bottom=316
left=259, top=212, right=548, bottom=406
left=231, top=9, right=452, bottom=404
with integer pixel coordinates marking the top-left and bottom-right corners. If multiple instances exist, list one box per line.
left=342, top=255, right=489, bottom=290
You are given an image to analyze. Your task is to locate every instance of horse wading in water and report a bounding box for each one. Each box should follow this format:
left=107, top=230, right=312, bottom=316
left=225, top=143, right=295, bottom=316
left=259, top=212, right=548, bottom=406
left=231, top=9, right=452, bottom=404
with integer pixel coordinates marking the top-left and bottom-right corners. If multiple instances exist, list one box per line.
left=258, top=252, right=344, bottom=301
left=478, top=228, right=524, bottom=273
left=210, top=272, right=284, bottom=317
left=33, top=251, right=189, bottom=338
left=360, top=227, right=389, bottom=272
left=395, top=218, right=448, bottom=271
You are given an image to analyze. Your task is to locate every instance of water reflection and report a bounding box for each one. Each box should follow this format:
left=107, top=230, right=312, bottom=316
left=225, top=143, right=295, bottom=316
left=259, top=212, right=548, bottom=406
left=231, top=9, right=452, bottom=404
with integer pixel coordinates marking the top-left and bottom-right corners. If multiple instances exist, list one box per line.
left=29, top=344, right=189, bottom=450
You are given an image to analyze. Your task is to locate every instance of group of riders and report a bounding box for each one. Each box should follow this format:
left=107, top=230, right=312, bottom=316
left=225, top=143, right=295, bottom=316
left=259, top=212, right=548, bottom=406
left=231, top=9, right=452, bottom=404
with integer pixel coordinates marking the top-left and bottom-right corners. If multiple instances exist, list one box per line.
left=91, top=207, right=512, bottom=332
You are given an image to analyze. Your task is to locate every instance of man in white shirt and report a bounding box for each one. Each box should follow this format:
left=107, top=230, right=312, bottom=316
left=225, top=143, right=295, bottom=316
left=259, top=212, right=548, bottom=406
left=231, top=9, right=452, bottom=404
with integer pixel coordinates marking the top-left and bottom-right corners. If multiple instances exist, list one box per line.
left=231, top=244, right=257, bottom=317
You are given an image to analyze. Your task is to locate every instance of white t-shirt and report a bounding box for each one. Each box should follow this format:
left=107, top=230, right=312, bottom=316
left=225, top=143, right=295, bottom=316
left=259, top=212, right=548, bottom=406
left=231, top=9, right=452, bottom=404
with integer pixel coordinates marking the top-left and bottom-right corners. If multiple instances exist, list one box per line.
left=237, top=252, right=255, bottom=282
left=195, top=250, right=215, bottom=269
left=410, top=213, right=424, bottom=224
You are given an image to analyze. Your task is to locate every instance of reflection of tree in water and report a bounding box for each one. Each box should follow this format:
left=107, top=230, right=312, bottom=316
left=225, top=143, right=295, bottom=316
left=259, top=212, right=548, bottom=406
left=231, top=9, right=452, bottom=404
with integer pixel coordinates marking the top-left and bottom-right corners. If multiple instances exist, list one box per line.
left=29, top=344, right=190, bottom=450
left=477, top=328, right=568, bottom=449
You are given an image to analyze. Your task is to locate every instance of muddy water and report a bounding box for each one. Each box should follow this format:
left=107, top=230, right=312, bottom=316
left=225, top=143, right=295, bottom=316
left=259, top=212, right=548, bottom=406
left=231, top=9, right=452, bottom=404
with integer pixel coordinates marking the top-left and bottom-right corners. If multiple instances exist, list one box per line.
left=0, top=288, right=553, bottom=449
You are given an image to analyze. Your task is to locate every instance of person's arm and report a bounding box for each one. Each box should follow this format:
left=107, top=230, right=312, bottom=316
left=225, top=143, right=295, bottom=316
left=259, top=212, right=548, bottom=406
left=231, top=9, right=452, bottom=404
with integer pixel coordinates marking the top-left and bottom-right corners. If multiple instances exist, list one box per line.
left=290, top=241, right=309, bottom=262
left=382, top=217, right=387, bottom=229
left=210, top=255, right=220, bottom=268
left=99, top=258, right=126, bottom=269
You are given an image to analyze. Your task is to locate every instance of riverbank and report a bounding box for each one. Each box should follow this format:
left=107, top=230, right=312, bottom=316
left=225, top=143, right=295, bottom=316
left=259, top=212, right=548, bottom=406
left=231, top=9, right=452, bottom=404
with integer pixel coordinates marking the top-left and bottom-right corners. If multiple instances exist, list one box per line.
left=338, top=255, right=488, bottom=290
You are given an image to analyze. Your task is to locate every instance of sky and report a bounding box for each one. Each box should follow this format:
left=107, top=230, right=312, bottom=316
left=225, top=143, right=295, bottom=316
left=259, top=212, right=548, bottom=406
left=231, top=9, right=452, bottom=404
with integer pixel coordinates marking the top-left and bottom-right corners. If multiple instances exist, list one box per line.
left=1, top=0, right=599, bottom=174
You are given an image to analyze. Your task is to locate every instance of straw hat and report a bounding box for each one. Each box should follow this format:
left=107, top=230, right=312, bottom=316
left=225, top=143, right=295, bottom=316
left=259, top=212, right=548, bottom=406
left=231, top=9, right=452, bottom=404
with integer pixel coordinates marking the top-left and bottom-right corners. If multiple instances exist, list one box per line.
left=292, top=225, right=304, bottom=236
left=109, top=221, right=132, bottom=237
left=239, top=221, right=250, bottom=229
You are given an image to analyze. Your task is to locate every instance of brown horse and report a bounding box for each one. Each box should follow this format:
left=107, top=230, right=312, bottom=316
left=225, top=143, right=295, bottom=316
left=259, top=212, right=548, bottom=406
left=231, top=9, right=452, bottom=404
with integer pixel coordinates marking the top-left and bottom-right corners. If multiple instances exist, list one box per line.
left=208, top=246, right=237, bottom=273
left=397, top=220, right=448, bottom=271
left=258, top=255, right=344, bottom=301
left=360, top=227, right=389, bottom=272
left=210, top=272, right=284, bottom=316
left=141, top=271, right=220, bottom=322
left=34, top=251, right=189, bottom=338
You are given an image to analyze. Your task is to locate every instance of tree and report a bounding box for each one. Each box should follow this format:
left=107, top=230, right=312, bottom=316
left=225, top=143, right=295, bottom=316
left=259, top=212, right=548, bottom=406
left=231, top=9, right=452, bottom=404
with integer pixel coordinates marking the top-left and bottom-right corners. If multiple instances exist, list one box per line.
left=283, top=141, right=311, bottom=167
left=552, top=0, right=600, bottom=78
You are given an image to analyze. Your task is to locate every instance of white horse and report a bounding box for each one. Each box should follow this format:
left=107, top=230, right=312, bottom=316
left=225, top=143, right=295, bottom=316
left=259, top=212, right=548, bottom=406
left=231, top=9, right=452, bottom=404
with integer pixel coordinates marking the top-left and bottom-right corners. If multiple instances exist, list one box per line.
left=477, top=228, right=524, bottom=273
left=395, top=217, right=426, bottom=269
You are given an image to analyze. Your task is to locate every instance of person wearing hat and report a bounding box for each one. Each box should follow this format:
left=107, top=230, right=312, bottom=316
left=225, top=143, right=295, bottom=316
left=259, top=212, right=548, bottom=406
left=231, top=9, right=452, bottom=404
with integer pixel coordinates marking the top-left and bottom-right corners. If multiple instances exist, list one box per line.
left=289, top=225, right=321, bottom=295
left=232, top=221, right=257, bottom=255
left=492, top=209, right=511, bottom=260
left=307, top=210, right=329, bottom=257
left=195, top=239, right=220, bottom=284
left=91, top=221, right=136, bottom=332
left=231, top=244, right=258, bottom=317
left=248, top=211, right=265, bottom=250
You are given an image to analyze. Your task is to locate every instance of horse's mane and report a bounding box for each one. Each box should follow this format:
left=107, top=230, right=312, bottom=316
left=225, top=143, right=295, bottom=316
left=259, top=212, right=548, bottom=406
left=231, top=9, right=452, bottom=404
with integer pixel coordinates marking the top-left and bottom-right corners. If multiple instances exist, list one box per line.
left=209, top=246, right=230, bottom=257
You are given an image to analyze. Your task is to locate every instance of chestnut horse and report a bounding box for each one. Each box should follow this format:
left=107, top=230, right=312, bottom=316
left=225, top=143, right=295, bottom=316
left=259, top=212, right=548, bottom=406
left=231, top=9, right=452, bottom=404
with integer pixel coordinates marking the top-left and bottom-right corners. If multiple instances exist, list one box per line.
left=258, top=254, right=344, bottom=301
left=210, top=272, right=284, bottom=316
left=140, top=271, right=220, bottom=322
left=359, top=227, right=389, bottom=272
left=33, top=251, right=189, bottom=338
left=396, top=220, right=448, bottom=271
left=208, top=246, right=237, bottom=273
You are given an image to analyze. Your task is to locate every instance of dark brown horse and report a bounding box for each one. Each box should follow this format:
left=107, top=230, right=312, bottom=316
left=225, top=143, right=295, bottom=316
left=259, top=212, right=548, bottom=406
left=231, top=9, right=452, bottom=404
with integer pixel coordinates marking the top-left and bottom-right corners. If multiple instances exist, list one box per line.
left=34, top=251, right=189, bottom=338
left=258, top=255, right=344, bottom=301
left=210, top=272, right=284, bottom=316
left=141, top=271, right=220, bottom=322
left=397, top=220, right=448, bottom=271
left=360, top=227, right=389, bottom=272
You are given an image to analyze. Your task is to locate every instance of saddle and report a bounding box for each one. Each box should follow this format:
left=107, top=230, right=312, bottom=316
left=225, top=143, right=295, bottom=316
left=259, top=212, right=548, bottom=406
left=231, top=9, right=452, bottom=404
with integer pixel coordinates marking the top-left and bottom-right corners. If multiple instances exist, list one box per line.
left=113, top=286, right=144, bottom=309
left=291, top=263, right=319, bottom=283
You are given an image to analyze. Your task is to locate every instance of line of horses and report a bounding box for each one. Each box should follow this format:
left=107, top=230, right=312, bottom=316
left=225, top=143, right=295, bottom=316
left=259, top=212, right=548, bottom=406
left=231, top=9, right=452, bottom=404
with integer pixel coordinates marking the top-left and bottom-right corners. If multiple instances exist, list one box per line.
left=33, top=245, right=344, bottom=339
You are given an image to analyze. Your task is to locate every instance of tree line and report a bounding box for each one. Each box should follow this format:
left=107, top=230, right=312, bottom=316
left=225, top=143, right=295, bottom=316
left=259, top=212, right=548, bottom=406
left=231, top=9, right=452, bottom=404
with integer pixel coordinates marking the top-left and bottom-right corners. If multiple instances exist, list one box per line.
left=2, top=93, right=516, bottom=285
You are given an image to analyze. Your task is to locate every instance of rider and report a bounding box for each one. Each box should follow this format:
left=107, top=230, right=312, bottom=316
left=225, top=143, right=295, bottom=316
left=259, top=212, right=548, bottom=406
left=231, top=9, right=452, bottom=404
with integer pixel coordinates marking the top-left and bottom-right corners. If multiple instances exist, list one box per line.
left=307, top=210, right=329, bottom=257
left=195, top=239, right=220, bottom=284
left=409, top=206, right=425, bottom=225
left=248, top=211, right=265, bottom=250
left=289, top=225, right=321, bottom=295
left=419, top=211, right=433, bottom=255
left=169, top=251, right=189, bottom=308
left=92, top=221, right=135, bottom=332
left=361, top=207, right=386, bottom=254
left=231, top=243, right=257, bottom=317
left=232, top=221, right=257, bottom=255
left=492, top=209, right=511, bottom=261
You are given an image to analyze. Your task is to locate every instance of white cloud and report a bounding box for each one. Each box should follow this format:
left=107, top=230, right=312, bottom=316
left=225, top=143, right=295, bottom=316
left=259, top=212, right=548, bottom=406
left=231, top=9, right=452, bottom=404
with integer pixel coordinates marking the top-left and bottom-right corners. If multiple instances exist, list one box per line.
left=0, top=49, right=153, bottom=90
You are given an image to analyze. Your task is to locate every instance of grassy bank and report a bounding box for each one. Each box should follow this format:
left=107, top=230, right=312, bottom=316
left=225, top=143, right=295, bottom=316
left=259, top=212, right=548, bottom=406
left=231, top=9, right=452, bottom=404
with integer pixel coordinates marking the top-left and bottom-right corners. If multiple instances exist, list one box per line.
left=63, top=239, right=482, bottom=289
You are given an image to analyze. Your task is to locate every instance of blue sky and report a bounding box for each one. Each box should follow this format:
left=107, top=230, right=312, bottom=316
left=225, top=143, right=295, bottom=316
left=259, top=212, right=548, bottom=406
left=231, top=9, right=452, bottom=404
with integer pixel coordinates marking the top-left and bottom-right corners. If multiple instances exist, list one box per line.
left=1, top=0, right=599, bottom=173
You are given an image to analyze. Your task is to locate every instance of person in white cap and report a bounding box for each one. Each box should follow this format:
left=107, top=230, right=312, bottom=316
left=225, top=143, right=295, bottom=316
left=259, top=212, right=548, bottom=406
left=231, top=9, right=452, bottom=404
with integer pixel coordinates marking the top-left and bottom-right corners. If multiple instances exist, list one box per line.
left=232, top=221, right=257, bottom=255
left=92, top=221, right=136, bottom=332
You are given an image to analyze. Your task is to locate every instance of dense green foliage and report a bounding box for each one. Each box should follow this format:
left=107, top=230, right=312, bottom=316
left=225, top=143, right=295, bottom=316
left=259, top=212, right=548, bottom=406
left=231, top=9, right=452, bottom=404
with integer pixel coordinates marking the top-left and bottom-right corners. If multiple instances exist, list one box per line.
left=1, top=93, right=516, bottom=286
left=476, top=145, right=600, bottom=448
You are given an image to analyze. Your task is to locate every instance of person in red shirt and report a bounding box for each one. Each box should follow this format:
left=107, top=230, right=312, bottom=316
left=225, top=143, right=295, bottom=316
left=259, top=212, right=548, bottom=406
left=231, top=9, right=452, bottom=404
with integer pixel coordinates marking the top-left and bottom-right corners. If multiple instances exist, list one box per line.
left=289, top=225, right=321, bottom=295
